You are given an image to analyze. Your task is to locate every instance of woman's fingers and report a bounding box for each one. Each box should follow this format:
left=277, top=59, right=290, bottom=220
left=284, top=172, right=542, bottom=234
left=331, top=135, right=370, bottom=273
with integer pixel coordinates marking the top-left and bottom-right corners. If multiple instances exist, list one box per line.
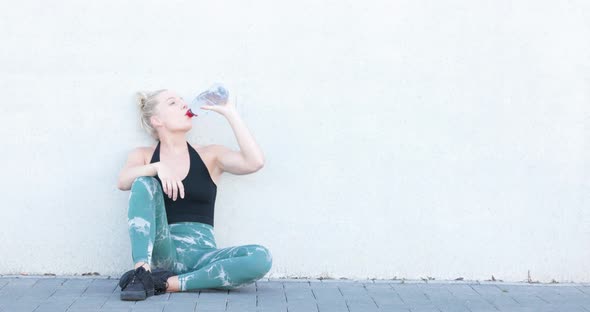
left=176, top=180, right=185, bottom=199
left=166, top=180, right=172, bottom=198
left=161, top=177, right=185, bottom=200
left=160, top=178, right=186, bottom=200
left=172, top=180, right=178, bottom=201
left=162, top=179, right=168, bottom=196
left=171, top=180, right=185, bottom=201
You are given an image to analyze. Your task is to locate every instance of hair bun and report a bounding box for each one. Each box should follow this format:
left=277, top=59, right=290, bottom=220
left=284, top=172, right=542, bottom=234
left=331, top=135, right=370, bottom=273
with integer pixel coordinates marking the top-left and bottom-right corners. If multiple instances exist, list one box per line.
left=134, top=88, right=167, bottom=141
left=136, top=91, right=148, bottom=109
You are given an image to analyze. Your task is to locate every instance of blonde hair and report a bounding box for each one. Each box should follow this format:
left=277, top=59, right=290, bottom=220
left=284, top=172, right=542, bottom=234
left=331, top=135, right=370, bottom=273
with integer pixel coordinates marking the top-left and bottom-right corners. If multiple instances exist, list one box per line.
left=136, top=89, right=167, bottom=140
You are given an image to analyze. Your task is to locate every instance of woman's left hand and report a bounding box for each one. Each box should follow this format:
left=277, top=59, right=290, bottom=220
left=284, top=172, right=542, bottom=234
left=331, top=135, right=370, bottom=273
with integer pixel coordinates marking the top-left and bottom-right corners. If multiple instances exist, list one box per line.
left=200, top=98, right=237, bottom=116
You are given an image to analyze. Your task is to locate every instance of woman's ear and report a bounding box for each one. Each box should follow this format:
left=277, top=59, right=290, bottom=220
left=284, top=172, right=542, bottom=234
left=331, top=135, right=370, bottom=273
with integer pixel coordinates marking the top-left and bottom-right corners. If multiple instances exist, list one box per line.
left=150, top=115, right=162, bottom=127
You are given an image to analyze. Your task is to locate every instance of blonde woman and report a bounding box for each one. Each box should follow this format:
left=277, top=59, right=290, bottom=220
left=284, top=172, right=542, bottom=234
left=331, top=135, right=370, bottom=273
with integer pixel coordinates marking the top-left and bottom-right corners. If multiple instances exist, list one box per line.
left=116, top=89, right=272, bottom=301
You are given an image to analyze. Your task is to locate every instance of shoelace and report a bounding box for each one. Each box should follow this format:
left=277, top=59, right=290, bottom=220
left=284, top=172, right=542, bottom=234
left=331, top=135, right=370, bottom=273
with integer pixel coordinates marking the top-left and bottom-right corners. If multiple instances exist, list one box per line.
left=152, top=272, right=170, bottom=295
left=154, top=278, right=167, bottom=295
left=121, top=273, right=135, bottom=289
left=128, top=268, right=142, bottom=287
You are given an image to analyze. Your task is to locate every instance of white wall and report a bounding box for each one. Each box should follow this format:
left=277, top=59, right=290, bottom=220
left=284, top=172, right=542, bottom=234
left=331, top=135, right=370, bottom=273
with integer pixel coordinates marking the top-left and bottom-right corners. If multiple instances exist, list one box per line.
left=0, top=0, right=589, bottom=282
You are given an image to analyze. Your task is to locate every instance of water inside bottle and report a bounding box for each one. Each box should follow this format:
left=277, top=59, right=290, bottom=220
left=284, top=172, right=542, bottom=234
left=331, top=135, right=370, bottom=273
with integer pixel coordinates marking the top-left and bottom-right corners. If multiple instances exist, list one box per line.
left=188, top=83, right=229, bottom=117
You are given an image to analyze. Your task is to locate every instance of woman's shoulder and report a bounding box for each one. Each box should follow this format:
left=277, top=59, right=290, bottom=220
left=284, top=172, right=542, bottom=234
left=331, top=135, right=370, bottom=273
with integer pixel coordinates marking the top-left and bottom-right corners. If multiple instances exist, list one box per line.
left=129, top=144, right=158, bottom=165
left=190, top=142, right=208, bottom=155
left=190, top=142, right=225, bottom=160
left=191, top=142, right=227, bottom=153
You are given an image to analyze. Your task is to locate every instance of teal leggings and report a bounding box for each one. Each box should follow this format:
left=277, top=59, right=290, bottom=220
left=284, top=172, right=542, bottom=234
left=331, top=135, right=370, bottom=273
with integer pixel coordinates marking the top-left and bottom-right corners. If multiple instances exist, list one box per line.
left=126, top=176, right=273, bottom=291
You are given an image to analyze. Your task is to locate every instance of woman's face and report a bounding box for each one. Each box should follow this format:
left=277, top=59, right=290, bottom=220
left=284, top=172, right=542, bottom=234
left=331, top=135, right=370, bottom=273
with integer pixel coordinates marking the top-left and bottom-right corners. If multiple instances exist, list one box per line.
left=152, top=90, right=192, bottom=134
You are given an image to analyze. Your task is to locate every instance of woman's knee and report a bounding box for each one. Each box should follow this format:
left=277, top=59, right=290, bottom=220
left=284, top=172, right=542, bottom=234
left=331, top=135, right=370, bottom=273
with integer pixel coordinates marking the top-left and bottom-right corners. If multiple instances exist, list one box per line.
left=130, top=176, right=161, bottom=199
left=250, top=244, right=273, bottom=275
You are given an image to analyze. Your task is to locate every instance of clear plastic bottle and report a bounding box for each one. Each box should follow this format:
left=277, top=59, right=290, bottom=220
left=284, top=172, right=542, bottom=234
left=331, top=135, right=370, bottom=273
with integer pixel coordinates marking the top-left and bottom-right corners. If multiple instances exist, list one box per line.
left=186, top=83, right=229, bottom=118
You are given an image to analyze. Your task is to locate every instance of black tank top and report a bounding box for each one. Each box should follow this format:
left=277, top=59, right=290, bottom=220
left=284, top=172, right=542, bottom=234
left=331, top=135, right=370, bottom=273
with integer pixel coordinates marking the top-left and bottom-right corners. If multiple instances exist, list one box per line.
left=149, top=140, right=218, bottom=227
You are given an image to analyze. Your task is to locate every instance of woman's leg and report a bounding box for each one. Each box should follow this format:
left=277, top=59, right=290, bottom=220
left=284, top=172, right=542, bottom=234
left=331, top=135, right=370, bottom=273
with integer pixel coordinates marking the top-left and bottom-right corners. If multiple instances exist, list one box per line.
left=127, top=176, right=178, bottom=272
left=168, top=222, right=273, bottom=291
left=179, top=244, right=273, bottom=291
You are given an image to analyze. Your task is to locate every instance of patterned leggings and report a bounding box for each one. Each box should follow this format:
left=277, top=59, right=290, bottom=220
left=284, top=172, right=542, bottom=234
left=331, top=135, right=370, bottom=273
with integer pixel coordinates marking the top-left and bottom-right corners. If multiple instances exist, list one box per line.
left=126, top=176, right=273, bottom=291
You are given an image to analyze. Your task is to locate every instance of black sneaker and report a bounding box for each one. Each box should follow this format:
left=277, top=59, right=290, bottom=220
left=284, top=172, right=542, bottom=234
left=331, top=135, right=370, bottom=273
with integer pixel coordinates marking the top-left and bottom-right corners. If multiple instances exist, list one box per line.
left=119, top=266, right=155, bottom=301
left=118, top=269, right=134, bottom=290
left=151, top=267, right=176, bottom=295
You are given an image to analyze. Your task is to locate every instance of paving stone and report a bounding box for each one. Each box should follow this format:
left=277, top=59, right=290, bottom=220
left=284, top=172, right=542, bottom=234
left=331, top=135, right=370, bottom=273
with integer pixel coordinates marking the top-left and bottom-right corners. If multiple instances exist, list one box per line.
left=67, top=309, right=132, bottom=312
left=67, top=296, right=109, bottom=309
left=0, top=301, right=40, bottom=312
left=168, top=292, right=197, bottom=302
left=161, top=301, right=196, bottom=312
left=256, top=303, right=289, bottom=312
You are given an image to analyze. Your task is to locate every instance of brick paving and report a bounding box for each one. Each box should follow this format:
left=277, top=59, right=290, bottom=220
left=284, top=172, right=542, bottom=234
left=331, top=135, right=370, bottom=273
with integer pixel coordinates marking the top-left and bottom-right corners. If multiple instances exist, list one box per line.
left=0, top=275, right=589, bottom=311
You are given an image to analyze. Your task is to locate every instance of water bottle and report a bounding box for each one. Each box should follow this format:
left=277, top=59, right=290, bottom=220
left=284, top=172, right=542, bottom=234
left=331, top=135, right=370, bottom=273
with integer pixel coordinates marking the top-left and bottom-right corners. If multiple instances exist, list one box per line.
left=186, top=83, right=229, bottom=118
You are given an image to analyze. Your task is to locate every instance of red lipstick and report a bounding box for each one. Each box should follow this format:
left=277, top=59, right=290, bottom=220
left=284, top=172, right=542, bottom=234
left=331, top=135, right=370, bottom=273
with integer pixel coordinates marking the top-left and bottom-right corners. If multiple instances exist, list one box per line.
left=185, top=109, right=197, bottom=118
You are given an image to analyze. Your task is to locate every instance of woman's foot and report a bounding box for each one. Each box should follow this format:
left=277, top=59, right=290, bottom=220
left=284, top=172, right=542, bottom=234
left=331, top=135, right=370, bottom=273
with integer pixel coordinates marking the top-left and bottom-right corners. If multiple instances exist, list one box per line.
left=119, top=266, right=155, bottom=301
left=150, top=267, right=177, bottom=294
left=134, top=261, right=151, bottom=272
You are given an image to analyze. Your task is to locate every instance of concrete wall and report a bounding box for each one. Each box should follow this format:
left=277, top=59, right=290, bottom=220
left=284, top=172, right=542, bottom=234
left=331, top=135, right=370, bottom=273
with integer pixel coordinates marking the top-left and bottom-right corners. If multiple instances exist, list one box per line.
left=0, top=0, right=589, bottom=282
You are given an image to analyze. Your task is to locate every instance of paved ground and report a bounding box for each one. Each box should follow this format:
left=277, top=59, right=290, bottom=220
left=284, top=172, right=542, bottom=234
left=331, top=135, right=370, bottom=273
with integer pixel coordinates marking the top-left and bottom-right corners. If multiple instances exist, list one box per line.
left=0, top=275, right=589, bottom=312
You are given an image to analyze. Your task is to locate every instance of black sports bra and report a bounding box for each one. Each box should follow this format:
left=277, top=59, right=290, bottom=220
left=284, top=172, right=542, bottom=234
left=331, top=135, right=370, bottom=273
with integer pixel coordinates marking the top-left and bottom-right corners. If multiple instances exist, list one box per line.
left=149, top=140, right=217, bottom=227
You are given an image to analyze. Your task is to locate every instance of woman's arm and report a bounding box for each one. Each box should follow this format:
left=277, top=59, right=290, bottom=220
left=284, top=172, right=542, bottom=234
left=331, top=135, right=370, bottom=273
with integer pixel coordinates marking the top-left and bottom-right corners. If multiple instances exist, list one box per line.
left=214, top=110, right=265, bottom=175
left=117, top=147, right=159, bottom=191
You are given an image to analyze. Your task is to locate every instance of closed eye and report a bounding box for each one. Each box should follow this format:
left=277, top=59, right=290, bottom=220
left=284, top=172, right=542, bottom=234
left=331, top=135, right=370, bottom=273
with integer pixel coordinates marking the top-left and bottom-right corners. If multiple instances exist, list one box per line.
left=170, top=97, right=183, bottom=105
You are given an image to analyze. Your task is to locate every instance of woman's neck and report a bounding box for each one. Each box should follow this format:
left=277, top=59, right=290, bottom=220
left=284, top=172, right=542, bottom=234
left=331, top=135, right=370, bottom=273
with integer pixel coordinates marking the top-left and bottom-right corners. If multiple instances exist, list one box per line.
left=159, top=133, right=187, bottom=154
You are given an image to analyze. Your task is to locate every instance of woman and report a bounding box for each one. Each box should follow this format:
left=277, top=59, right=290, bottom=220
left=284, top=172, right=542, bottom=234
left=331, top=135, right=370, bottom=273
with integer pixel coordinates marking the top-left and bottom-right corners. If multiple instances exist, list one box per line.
left=116, top=88, right=272, bottom=301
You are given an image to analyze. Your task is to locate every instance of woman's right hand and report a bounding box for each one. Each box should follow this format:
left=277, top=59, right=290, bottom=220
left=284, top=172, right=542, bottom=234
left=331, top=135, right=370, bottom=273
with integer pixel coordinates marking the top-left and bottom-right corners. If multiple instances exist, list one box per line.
left=153, top=162, right=185, bottom=201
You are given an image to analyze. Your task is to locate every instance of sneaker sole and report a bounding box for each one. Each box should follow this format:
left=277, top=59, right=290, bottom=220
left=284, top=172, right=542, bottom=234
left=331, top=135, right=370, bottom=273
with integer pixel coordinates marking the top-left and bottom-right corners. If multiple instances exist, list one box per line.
left=120, top=289, right=155, bottom=301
